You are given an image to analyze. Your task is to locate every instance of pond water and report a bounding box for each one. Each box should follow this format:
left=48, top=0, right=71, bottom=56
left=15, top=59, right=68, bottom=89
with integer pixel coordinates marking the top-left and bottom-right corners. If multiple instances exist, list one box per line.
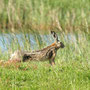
left=0, top=33, right=77, bottom=52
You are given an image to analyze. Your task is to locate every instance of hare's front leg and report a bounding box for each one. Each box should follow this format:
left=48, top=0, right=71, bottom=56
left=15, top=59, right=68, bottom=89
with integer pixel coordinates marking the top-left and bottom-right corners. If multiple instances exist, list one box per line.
left=49, top=50, right=56, bottom=65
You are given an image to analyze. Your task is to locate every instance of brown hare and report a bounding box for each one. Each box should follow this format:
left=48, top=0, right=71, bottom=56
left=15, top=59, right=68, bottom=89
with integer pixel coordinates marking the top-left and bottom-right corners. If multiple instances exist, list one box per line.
left=10, top=31, right=64, bottom=65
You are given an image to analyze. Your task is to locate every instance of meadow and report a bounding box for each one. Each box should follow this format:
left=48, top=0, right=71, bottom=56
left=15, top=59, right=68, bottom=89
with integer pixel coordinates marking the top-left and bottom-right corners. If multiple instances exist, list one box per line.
left=0, top=0, right=90, bottom=90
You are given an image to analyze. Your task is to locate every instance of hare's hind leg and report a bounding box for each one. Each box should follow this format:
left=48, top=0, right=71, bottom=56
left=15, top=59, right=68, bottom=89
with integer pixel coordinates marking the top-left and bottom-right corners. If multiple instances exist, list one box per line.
left=49, top=50, right=56, bottom=65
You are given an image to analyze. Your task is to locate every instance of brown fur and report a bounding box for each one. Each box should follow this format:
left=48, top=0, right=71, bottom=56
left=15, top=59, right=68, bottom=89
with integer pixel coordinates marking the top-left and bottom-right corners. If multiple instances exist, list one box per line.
left=9, top=42, right=64, bottom=65
left=9, top=31, right=65, bottom=65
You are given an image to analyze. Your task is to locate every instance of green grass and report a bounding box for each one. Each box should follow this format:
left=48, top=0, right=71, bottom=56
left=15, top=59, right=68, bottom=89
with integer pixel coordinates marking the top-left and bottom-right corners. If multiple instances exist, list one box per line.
left=0, top=59, right=90, bottom=90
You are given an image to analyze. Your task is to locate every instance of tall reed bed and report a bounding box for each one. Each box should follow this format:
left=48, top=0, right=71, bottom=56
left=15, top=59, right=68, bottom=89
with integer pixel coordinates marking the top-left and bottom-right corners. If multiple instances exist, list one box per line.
left=0, top=0, right=89, bottom=32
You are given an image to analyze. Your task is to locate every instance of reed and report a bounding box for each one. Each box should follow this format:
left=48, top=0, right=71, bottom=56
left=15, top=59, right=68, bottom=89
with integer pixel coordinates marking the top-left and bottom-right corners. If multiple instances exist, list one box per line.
left=0, top=0, right=89, bottom=32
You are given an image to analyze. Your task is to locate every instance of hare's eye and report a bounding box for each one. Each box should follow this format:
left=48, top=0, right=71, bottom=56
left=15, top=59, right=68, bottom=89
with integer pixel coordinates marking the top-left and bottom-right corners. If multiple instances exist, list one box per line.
left=58, top=42, right=60, bottom=44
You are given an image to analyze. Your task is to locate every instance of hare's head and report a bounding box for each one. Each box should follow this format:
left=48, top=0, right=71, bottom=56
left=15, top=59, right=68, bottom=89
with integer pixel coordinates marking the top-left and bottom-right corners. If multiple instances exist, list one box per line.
left=51, top=31, right=64, bottom=49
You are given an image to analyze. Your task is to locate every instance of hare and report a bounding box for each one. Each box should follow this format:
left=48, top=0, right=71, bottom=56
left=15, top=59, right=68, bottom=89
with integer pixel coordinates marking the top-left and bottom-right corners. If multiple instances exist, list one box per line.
left=10, top=31, right=64, bottom=65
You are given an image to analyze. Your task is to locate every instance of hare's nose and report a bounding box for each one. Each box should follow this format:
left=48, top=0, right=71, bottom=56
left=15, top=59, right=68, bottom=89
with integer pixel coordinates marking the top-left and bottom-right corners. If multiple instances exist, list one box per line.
left=60, top=42, right=65, bottom=48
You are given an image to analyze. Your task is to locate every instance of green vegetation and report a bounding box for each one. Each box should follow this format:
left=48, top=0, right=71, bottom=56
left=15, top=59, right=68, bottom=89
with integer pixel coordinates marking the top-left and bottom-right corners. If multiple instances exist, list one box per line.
left=0, top=0, right=90, bottom=89
left=0, top=0, right=90, bottom=32
left=0, top=60, right=90, bottom=90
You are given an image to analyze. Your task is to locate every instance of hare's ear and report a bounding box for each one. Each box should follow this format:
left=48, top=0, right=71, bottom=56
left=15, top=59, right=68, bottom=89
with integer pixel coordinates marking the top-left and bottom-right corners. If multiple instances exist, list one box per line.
left=51, top=31, right=59, bottom=42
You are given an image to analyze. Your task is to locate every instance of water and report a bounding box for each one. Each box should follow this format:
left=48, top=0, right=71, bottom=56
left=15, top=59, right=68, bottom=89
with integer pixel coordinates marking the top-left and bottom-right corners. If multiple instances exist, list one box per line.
left=0, top=33, right=77, bottom=52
